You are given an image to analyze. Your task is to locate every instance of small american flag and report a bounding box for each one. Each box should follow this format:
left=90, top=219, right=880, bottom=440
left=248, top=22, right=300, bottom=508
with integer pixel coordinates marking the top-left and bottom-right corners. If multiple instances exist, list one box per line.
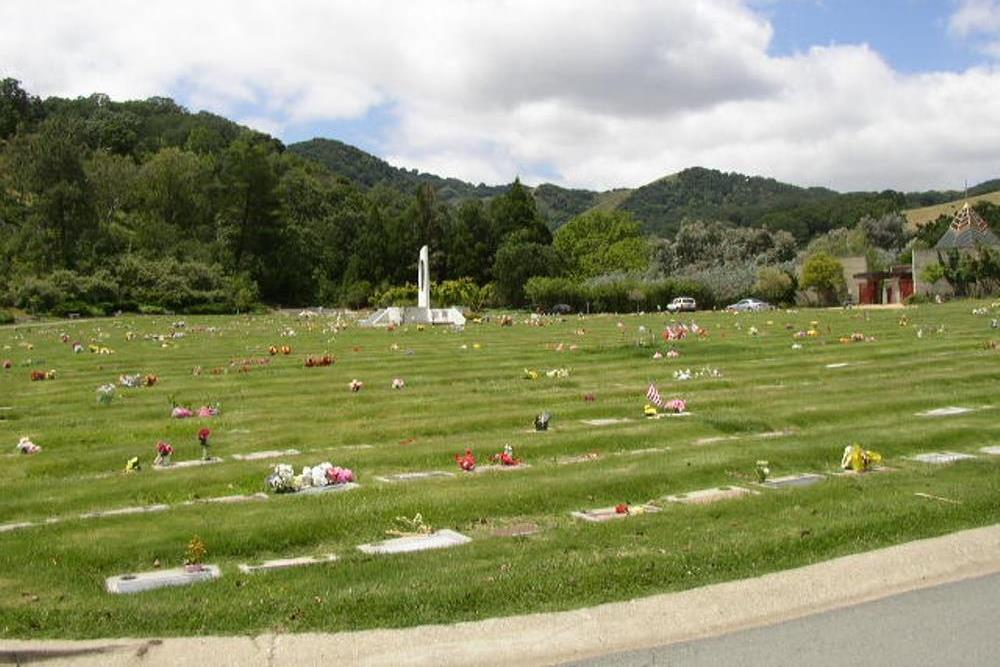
left=646, top=383, right=663, bottom=407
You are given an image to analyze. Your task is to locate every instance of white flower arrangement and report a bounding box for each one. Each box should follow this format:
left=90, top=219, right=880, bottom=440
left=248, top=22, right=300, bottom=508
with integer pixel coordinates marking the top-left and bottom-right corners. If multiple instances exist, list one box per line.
left=16, top=437, right=41, bottom=455
left=96, top=383, right=116, bottom=405
left=119, top=374, right=142, bottom=388
left=391, top=378, right=406, bottom=389
left=266, top=461, right=355, bottom=493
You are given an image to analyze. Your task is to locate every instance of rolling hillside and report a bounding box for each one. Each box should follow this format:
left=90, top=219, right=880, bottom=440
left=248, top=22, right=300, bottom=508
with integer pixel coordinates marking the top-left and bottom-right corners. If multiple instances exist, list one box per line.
left=903, top=190, right=1000, bottom=228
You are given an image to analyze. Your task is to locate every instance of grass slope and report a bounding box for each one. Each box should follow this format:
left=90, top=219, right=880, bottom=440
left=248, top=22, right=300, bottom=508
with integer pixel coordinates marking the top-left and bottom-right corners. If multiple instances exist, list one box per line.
left=904, top=191, right=1000, bottom=228
left=1, top=303, right=999, bottom=638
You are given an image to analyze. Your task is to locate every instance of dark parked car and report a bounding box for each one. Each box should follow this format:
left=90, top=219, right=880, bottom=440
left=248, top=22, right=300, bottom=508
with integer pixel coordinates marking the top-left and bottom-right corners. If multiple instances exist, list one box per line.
left=550, top=303, right=573, bottom=315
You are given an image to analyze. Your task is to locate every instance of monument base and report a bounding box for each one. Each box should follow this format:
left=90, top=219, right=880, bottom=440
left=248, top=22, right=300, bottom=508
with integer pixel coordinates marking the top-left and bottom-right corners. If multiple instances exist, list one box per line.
left=361, top=306, right=466, bottom=327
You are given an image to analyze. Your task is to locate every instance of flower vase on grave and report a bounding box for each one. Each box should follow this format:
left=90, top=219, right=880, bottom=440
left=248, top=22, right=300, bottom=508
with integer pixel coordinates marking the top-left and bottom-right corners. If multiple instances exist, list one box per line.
left=198, top=428, right=212, bottom=460
left=200, top=444, right=210, bottom=461
left=155, top=453, right=171, bottom=467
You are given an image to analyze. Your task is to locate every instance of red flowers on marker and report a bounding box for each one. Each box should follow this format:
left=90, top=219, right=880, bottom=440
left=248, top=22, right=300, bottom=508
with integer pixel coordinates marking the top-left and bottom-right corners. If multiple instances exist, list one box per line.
left=198, top=428, right=211, bottom=445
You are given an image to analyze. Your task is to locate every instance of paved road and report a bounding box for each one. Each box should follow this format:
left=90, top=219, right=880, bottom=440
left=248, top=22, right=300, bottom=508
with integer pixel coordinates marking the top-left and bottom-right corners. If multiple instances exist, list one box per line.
left=568, top=572, right=1000, bottom=667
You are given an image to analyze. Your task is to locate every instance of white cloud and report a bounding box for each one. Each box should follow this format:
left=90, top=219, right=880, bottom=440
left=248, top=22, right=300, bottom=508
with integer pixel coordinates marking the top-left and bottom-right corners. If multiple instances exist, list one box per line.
left=1, top=1, right=999, bottom=192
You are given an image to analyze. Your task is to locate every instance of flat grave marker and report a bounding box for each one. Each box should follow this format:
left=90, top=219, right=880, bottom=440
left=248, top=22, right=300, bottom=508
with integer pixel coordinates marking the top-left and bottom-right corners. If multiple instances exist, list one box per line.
left=581, top=418, right=631, bottom=427
left=916, top=406, right=973, bottom=417
left=556, top=453, right=602, bottom=465
left=833, top=466, right=895, bottom=476
left=184, top=492, right=269, bottom=506
left=357, top=529, right=471, bottom=555
left=908, top=451, right=977, bottom=465
left=153, top=458, right=222, bottom=471
left=238, top=554, right=338, bottom=574
left=106, top=565, right=221, bottom=594
left=758, top=473, right=825, bottom=490
left=80, top=504, right=170, bottom=520
left=571, top=504, right=661, bottom=522
left=617, top=447, right=670, bottom=457
left=293, top=482, right=360, bottom=496
left=469, top=463, right=531, bottom=474
left=663, top=486, right=758, bottom=505
left=825, top=363, right=849, bottom=369
left=492, top=522, right=541, bottom=537
left=231, top=449, right=300, bottom=461
left=374, top=470, right=455, bottom=483
left=979, top=446, right=1000, bottom=455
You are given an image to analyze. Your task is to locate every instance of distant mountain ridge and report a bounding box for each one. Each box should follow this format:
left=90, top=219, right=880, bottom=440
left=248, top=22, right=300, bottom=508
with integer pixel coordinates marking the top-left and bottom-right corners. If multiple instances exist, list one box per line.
left=288, top=138, right=997, bottom=240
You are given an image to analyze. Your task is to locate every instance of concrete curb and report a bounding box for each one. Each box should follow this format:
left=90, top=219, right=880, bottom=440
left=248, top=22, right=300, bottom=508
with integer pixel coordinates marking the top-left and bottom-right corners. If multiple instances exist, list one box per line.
left=3, top=524, right=1000, bottom=666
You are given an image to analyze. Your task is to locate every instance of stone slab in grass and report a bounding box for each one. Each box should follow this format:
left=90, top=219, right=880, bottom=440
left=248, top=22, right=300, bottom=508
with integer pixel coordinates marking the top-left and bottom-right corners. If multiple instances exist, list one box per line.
left=374, top=470, right=455, bottom=483
left=231, top=449, right=300, bottom=461
left=153, top=458, right=222, bottom=470
left=664, top=486, right=758, bottom=505
left=106, top=565, right=220, bottom=594
left=646, top=412, right=693, bottom=419
left=979, top=446, right=1000, bottom=455
left=908, top=451, right=977, bottom=464
left=618, top=447, right=670, bottom=457
left=79, top=504, right=170, bottom=520
left=183, top=492, right=269, bottom=506
left=832, top=466, right=895, bottom=476
left=556, top=453, right=602, bottom=465
left=693, top=435, right=736, bottom=446
left=571, top=504, right=661, bottom=522
left=581, top=418, right=631, bottom=427
left=0, top=521, right=36, bottom=533
left=916, top=406, right=973, bottom=417
left=492, top=522, right=541, bottom=537
left=357, top=529, right=471, bottom=555
left=468, top=463, right=532, bottom=474
left=825, top=363, right=849, bottom=369
left=759, top=473, right=825, bottom=489
left=290, top=482, right=360, bottom=496
left=238, top=554, right=338, bottom=574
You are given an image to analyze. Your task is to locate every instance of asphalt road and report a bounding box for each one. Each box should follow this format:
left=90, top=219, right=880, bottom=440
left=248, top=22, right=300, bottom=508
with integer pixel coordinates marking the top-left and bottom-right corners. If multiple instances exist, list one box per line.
left=568, top=572, right=1000, bottom=667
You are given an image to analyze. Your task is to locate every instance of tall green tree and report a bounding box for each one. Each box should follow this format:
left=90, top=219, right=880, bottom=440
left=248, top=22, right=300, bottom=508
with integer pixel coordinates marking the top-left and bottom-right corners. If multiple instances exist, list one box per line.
left=554, top=209, right=650, bottom=278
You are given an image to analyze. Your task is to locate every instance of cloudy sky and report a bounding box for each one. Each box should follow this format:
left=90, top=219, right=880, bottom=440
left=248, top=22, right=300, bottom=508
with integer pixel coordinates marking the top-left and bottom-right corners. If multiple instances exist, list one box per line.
left=2, top=0, right=999, bottom=192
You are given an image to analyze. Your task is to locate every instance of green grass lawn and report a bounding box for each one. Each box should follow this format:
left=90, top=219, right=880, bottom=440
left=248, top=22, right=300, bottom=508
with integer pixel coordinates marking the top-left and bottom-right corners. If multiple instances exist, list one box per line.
left=1, top=303, right=999, bottom=638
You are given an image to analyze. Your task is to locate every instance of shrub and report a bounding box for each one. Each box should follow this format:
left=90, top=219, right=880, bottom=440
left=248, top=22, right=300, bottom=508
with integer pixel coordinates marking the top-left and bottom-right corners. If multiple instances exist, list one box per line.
left=0, top=308, right=14, bottom=324
left=801, top=252, right=846, bottom=305
left=373, top=283, right=418, bottom=307
left=754, top=266, right=796, bottom=305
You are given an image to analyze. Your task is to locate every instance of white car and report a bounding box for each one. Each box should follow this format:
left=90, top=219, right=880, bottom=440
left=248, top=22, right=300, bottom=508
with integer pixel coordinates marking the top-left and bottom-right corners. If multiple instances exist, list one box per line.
left=726, top=298, right=772, bottom=312
left=666, top=297, right=697, bottom=312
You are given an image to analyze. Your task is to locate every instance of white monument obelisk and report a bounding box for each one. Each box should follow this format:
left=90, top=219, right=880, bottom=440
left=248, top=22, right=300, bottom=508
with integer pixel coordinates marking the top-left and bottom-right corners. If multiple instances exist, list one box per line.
left=417, top=245, right=430, bottom=309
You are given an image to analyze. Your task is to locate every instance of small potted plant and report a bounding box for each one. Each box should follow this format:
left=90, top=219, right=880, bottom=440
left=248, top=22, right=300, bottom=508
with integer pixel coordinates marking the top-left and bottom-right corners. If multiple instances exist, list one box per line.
left=184, top=536, right=207, bottom=573
left=755, top=460, right=770, bottom=483
left=198, top=428, right=212, bottom=460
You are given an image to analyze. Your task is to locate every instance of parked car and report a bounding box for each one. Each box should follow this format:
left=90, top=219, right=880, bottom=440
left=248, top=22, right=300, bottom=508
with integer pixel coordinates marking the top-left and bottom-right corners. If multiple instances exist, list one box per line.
left=726, top=298, right=773, bottom=312
left=549, top=303, right=573, bottom=315
left=666, top=297, right=697, bottom=312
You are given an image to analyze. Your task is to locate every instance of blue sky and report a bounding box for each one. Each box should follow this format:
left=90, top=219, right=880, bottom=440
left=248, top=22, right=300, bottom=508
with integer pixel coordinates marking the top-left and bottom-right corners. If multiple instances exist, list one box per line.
left=760, top=1, right=979, bottom=72
left=3, top=0, right=1000, bottom=191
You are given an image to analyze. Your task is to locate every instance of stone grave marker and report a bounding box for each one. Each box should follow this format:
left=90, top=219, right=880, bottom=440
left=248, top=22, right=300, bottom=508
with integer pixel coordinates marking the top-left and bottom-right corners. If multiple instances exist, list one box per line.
left=825, top=363, right=849, bottom=369
left=294, top=482, right=360, bottom=495
left=571, top=504, right=661, bottom=522
left=231, top=449, right=300, bottom=461
left=916, top=406, right=973, bottom=417
left=647, top=412, right=693, bottom=419
left=106, top=565, right=221, bottom=594
left=556, top=453, right=602, bottom=465
left=758, top=473, right=825, bottom=489
left=0, top=521, right=35, bottom=534
left=80, top=504, right=170, bottom=520
left=979, top=446, right=1000, bottom=455
left=663, top=486, right=758, bottom=505
left=833, top=466, right=894, bottom=476
left=617, top=447, right=670, bottom=457
left=238, top=554, right=338, bottom=574
left=183, top=492, right=269, bottom=506
left=153, top=458, right=222, bottom=471
left=374, top=471, right=455, bottom=483
left=470, top=463, right=531, bottom=474
left=908, top=451, right=977, bottom=464
left=492, top=522, right=541, bottom=537
left=357, top=529, right=471, bottom=555
left=582, top=418, right=631, bottom=427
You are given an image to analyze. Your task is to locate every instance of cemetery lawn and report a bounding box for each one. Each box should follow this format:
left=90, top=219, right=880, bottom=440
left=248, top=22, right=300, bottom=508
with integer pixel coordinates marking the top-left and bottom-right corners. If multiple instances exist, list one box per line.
left=1, top=303, right=999, bottom=639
